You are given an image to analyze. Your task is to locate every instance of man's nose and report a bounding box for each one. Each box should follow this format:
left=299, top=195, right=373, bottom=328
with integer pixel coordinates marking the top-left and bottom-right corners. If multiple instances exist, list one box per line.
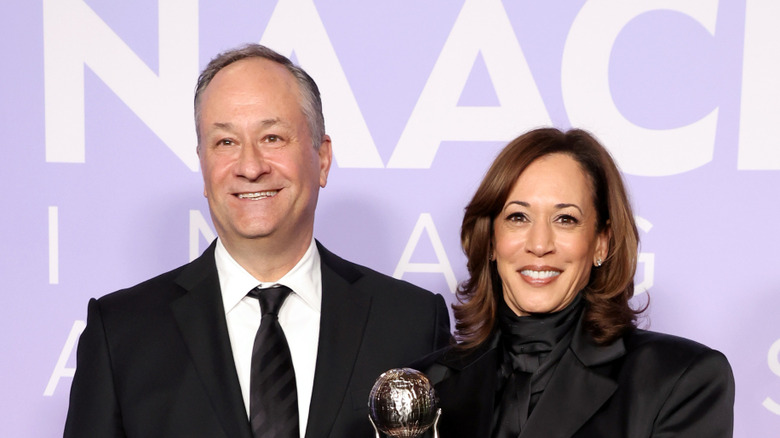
left=235, top=145, right=271, bottom=180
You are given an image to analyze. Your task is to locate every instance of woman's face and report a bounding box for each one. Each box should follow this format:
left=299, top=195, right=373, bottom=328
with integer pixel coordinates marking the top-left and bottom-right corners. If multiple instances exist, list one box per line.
left=493, top=153, right=608, bottom=316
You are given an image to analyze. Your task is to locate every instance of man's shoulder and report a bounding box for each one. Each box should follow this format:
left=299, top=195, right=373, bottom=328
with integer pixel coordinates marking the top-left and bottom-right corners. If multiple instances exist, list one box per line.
left=96, top=243, right=216, bottom=309
left=94, top=259, right=197, bottom=312
left=317, top=242, right=436, bottom=299
left=347, top=258, right=432, bottom=295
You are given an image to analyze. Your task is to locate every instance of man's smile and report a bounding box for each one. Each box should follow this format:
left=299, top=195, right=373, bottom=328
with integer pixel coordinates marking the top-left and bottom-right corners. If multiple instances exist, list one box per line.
left=236, top=190, right=279, bottom=200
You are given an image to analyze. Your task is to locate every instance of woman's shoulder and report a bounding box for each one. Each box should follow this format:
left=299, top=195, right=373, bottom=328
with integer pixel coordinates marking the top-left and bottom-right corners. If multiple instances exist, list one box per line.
left=617, top=329, right=735, bottom=433
left=625, top=328, right=715, bottom=353
left=621, top=328, right=732, bottom=378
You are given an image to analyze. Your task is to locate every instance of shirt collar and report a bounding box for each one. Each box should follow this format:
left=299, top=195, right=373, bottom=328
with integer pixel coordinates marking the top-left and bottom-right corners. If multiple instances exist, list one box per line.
left=215, top=238, right=322, bottom=315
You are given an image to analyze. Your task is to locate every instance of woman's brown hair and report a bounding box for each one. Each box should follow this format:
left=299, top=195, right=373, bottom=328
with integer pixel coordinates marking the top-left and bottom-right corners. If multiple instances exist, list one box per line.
left=454, top=127, right=641, bottom=350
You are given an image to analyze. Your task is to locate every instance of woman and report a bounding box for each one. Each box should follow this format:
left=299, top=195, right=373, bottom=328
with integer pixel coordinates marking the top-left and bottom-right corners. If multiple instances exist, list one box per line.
left=420, top=128, right=734, bottom=437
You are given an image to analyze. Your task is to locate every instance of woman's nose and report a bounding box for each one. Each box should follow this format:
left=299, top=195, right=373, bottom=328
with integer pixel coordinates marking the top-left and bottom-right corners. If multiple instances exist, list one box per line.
left=525, top=221, right=555, bottom=257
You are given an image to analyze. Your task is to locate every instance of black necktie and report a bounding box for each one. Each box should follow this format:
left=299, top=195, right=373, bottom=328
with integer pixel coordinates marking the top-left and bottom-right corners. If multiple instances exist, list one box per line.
left=248, top=286, right=299, bottom=438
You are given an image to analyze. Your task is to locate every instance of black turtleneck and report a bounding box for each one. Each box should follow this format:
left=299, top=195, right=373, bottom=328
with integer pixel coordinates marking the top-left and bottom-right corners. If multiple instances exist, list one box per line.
left=491, top=294, right=584, bottom=438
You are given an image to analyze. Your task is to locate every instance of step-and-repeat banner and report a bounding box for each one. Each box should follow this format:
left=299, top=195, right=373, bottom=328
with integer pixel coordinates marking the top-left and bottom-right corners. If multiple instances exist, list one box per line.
left=2, top=0, right=778, bottom=436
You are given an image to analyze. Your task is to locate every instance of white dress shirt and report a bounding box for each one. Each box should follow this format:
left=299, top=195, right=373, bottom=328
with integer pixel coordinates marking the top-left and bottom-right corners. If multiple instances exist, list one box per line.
left=215, top=238, right=322, bottom=435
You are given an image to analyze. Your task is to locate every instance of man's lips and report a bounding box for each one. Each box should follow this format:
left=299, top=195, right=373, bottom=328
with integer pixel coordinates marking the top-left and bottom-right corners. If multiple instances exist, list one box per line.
left=235, top=190, right=279, bottom=200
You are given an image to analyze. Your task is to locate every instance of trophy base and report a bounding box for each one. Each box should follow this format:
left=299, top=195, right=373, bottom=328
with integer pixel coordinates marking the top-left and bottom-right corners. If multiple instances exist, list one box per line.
left=369, top=408, right=441, bottom=438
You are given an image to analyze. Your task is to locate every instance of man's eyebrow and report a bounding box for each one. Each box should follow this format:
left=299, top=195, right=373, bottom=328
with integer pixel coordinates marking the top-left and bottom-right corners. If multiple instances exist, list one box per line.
left=259, top=117, right=283, bottom=128
left=209, top=118, right=287, bottom=132
left=211, top=122, right=235, bottom=132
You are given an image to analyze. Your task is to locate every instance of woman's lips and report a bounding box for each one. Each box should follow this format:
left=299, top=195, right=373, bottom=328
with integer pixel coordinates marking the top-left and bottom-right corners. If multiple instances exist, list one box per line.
left=519, top=266, right=561, bottom=285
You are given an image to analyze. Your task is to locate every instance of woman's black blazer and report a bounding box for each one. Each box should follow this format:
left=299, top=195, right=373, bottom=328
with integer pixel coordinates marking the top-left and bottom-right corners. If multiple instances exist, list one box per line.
left=418, top=317, right=734, bottom=438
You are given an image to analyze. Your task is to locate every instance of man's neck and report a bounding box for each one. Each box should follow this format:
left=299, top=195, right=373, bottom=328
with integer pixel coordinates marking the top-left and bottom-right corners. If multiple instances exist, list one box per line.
left=221, top=233, right=313, bottom=283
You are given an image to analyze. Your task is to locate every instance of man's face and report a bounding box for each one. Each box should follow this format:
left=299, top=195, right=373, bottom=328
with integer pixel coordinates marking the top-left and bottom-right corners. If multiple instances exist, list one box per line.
left=197, top=58, right=331, bottom=252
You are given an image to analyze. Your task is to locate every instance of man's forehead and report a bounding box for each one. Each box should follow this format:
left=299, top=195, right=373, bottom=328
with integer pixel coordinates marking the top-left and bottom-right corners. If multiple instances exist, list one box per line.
left=195, top=57, right=308, bottom=141
left=199, top=60, right=300, bottom=112
left=212, top=57, right=294, bottom=89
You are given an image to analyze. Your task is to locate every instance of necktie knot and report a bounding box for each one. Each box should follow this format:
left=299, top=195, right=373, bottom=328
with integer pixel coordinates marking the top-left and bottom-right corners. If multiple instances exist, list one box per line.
left=250, top=285, right=293, bottom=317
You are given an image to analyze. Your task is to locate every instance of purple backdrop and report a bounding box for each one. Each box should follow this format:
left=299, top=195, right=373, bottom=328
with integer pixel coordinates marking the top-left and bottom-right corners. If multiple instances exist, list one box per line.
left=2, top=1, right=778, bottom=436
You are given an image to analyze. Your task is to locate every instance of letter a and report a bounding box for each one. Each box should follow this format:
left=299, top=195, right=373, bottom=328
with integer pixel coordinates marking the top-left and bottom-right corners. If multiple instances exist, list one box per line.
left=393, top=213, right=458, bottom=294
left=389, top=0, right=551, bottom=169
left=260, top=0, right=383, bottom=168
left=44, top=320, right=86, bottom=396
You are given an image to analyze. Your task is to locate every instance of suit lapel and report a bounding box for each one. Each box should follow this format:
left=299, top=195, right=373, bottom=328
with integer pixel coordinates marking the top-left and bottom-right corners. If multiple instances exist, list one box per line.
left=432, top=339, right=500, bottom=438
left=520, top=317, right=625, bottom=438
left=170, top=242, right=252, bottom=438
left=304, top=243, right=372, bottom=438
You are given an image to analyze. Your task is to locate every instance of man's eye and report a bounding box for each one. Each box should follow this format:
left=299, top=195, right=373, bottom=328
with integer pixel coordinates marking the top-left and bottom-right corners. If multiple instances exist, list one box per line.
left=265, top=135, right=280, bottom=143
left=217, top=139, right=234, bottom=146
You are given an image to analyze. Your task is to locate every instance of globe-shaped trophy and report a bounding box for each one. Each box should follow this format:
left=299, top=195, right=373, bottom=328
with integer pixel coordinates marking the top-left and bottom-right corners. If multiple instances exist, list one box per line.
left=368, top=368, right=441, bottom=438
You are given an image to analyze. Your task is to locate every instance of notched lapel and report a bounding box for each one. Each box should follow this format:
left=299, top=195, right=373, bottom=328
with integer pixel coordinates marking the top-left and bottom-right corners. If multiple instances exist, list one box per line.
left=305, top=243, right=372, bottom=438
left=519, top=352, right=615, bottom=438
left=170, top=244, right=252, bottom=438
left=433, top=343, right=500, bottom=438
left=520, top=324, right=625, bottom=438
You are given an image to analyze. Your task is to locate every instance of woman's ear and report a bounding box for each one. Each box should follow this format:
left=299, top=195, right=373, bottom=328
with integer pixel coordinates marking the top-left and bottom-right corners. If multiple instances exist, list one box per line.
left=594, top=225, right=611, bottom=266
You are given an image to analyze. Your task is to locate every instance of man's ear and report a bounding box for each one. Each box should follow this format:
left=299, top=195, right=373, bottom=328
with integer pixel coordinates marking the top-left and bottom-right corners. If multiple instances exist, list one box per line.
left=318, top=135, right=332, bottom=188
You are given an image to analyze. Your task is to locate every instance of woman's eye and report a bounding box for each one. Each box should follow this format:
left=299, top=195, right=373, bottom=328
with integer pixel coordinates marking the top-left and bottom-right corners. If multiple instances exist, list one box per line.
left=557, top=214, right=579, bottom=225
left=507, top=212, right=528, bottom=223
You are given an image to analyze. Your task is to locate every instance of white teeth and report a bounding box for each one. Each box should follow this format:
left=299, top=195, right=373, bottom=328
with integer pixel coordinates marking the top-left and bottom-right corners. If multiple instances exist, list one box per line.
left=520, top=270, right=560, bottom=279
left=238, top=191, right=277, bottom=200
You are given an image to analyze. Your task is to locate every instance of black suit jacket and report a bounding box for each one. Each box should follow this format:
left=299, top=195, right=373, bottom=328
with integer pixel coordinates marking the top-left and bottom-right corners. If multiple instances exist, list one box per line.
left=64, top=241, right=451, bottom=438
left=419, top=316, right=734, bottom=438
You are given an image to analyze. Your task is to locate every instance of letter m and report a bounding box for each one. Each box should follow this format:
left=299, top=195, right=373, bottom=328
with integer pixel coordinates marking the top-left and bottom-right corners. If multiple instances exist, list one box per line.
left=43, top=0, right=200, bottom=170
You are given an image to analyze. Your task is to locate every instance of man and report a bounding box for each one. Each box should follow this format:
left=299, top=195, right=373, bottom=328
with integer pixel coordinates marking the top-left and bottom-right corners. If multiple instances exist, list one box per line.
left=64, top=44, right=450, bottom=438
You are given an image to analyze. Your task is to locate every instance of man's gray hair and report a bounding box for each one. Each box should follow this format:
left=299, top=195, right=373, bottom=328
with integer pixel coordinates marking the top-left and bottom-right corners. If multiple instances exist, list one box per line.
left=194, top=44, right=325, bottom=149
